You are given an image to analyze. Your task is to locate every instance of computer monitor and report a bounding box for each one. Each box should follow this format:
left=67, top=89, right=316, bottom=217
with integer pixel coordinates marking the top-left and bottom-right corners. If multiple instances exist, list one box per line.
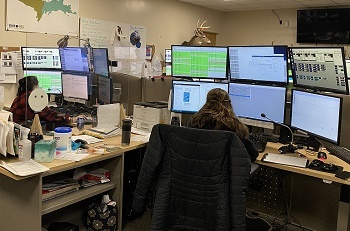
left=92, top=48, right=109, bottom=77
left=228, top=45, right=288, bottom=84
left=165, top=63, right=171, bottom=76
left=289, top=47, right=349, bottom=94
left=229, top=83, right=286, bottom=123
left=290, top=89, right=342, bottom=144
left=59, top=47, right=90, bottom=73
left=171, top=45, right=228, bottom=79
left=23, top=70, right=62, bottom=94
left=98, top=76, right=113, bottom=104
left=61, top=73, right=89, bottom=100
left=171, top=80, right=229, bottom=113
left=21, top=47, right=61, bottom=70
left=165, top=49, right=171, bottom=63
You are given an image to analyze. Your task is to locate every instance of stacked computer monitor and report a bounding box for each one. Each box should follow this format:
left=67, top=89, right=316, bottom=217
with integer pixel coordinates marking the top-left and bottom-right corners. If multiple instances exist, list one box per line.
left=165, top=49, right=172, bottom=76
left=288, top=47, right=348, bottom=145
left=59, top=47, right=91, bottom=101
left=22, top=47, right=62, bottom=95
left=91, top=48, right=113, bottom=104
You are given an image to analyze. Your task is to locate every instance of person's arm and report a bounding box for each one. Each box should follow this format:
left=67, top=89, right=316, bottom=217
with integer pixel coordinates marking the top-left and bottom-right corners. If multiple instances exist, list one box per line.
left=39, top=106, right=68, bottom=123
left=10, top=93, right=34, bottom=123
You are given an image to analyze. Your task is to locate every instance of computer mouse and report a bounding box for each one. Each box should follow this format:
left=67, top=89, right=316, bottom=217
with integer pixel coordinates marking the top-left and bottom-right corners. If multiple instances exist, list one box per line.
left=309, top=159, right=324, bottom=167
left=322, top=163, right=339, bottom=172
left=317, top=151, right=327, bottom=160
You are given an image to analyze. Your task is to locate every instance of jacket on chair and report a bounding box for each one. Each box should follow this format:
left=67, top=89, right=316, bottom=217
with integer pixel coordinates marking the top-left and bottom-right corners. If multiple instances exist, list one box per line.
left=132, top=124, right=251, bottom=231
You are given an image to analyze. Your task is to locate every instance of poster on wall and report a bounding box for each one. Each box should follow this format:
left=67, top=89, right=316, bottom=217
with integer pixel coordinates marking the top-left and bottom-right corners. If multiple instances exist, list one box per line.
left=6, top=0, right=79, bottom=36
left=80, top=18, right=147, bottom=77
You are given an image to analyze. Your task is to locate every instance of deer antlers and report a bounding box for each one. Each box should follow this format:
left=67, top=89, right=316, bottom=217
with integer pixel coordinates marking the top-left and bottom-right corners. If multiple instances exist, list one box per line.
left=197, top=19, right=211, bottom=32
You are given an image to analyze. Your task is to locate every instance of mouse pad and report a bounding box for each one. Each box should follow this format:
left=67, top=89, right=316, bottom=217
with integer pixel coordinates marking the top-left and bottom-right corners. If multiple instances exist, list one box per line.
left=308, top=164, right=343, bottom=175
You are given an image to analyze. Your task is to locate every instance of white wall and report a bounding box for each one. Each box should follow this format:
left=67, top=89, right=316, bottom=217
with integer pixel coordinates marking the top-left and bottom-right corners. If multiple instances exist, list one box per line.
left=0, top=0, right=224, bottom=106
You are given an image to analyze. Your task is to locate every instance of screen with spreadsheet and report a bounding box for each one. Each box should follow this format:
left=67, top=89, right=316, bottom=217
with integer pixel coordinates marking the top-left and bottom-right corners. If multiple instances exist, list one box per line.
left=171, top=45, right=227, bottom=79
left=62, top=73, right=89, bottom=100
left=59, top=47, right=90, bottom=73
left=23, top=70, right=62, bottom=94
left=228, top=46, right=288, bottom=84
left=171, top=80, right=229, bottom=113
left=229, top=83, right=286, bottom=123
left=21, top=47, right=61, bottom=70
left=290, top=90, right=342, bottom=144
left=289, top=47, right=348, bottom=94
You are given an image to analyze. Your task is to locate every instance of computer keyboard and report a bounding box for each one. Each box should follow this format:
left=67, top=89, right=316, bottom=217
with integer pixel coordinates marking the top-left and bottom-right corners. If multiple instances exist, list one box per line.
left=250, top=133, right=268, bottom=153
left=326, top=145, right=350, bottom=165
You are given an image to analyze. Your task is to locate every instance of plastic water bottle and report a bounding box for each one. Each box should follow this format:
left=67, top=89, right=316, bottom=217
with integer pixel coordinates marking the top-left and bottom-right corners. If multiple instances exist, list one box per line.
left=77, top=117, right=85, bottom=131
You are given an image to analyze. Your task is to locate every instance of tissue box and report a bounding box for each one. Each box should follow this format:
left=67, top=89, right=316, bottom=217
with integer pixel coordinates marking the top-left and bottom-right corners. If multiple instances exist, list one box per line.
left=34, top=140, right=56, bottom=162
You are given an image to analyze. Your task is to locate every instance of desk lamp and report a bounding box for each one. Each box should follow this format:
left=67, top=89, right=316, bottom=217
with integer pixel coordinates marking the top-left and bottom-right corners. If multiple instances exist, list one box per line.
left=57, top=35, right=91, bottom=48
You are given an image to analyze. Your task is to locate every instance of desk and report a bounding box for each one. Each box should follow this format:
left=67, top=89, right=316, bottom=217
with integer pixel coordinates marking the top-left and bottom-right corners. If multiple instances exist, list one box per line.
left=0, top=135, right=147, bottom=231
left=255, top=142, right=350, bottom=231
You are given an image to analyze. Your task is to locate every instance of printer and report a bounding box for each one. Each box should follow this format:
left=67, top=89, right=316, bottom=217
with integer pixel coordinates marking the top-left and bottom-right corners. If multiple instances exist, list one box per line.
left=133, top=101, right=170, bottom=132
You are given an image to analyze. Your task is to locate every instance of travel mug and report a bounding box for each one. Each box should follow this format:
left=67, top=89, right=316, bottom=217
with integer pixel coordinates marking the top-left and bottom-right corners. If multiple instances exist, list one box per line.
left=121, top=119, right=132, bottom=146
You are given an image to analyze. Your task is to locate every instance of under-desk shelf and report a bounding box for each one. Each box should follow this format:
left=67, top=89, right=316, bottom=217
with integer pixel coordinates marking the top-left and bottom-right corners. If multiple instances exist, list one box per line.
left=42, top=182, right=118, bottom=215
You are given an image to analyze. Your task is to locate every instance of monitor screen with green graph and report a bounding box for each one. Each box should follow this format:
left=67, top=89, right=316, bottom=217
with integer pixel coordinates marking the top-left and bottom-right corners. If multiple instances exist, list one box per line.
left=171, top=45, right=228, bottom=79
left=23, top=70, right=62, bottom=94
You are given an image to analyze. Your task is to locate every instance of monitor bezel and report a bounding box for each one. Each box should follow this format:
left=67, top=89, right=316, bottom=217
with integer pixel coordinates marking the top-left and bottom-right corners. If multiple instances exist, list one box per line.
left=171, top=79, right=229, bottom=114
left=21, top=47, right=62, bottom=71
left=228, top=82, right=287, bottom=124
left=61, top=72, right=89, bottom=100
left=290, top=89, right=343, bottom=145
left=171, top=45, right=228, bottom=80
left=92, top=48, right=109, bottom=77
left=228, top=45, right=289, bottom=86
left=59, top=47, right=90, bottom=73
left=165, top=48, right=171, bottom=63
left=289, top=46, right=349, bottom=95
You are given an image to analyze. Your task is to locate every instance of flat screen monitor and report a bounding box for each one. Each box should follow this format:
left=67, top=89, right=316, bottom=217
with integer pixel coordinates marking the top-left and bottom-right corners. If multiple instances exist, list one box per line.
left=23, top=70, right=62, bottom=94
left=165, top=63, right=171, bottom=76
left=290, top=90, right=342, bottom=144
left=229, top=83, right=286, bottom=123
left=228, top=46, right=288, bottom=84
left=62, top=73, right=89, bottom=100
left=171, top=80, right=229, bottom=113
left=171, top=45, right=228, bottom=79
left=289, top=47, right=349, bottom=94
left=59, top=47, right=90, bottom=73
left=21, top=47, right=61, bottom=70
left=92, top=48, right=109, bottom=77
left=98, top=76, right=113, bottom=104
left=165, top=49, right=171, bottom=63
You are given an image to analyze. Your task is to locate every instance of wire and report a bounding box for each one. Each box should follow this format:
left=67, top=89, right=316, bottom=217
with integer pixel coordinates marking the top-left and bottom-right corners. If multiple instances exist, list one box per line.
left=272, top=10, right=282, bottom=24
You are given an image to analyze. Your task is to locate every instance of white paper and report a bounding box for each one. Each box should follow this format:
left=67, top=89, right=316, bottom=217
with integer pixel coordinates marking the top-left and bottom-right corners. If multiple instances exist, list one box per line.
left=0, top=160, right=50, bottom=176
left=55, top=153, right=89, bottom=161
left=0, top=74, right=17, bottom=83
left=97, top=103, right=120, bottom=126
left=0, top=52, right=17, bottom=74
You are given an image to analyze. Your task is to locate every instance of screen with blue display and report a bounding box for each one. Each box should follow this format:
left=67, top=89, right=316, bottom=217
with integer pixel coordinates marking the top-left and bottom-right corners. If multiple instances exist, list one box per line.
left=59, top=47, right=89, bottom=73
left=92, top=48, right=109, bottom=77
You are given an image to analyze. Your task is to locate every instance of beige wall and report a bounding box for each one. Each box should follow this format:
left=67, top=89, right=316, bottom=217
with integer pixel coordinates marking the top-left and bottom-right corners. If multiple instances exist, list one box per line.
left=0, top=0, right=224, bottom=107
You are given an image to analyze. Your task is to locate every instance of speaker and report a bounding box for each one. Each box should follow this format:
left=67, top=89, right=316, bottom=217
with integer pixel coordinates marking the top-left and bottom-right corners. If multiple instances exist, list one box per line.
left=279, top=126, right=292, bottom=144
left=171, top=116, right=180, bottom=126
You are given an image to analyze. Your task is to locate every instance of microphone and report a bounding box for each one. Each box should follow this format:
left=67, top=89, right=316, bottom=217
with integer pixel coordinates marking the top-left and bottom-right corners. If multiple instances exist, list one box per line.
left=260, top=113, right=297, bottom=154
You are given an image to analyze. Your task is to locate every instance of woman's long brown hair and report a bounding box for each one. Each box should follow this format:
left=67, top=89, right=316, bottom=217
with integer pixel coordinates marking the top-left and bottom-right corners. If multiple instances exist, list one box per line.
left=191, top=88, right=249, bottom=140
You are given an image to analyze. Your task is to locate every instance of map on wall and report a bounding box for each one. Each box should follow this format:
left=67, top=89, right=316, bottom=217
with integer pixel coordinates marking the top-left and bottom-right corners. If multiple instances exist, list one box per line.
left=6, top=0, right=79, bottom=36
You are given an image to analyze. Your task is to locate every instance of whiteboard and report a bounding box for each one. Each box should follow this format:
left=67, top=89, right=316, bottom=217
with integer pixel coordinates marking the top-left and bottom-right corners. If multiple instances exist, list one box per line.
left=80, top=17, right=147, bottom=77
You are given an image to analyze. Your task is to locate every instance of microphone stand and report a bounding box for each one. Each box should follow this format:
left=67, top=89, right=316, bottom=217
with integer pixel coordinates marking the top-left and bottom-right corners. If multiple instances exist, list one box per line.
left=261, top=113, right=297, bottom=154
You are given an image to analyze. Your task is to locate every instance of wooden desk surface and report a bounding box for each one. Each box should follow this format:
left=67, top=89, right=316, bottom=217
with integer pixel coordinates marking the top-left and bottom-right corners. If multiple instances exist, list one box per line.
left=257, top=142, right=350, bottom=186
left=0, top=134, right=148, bottom=181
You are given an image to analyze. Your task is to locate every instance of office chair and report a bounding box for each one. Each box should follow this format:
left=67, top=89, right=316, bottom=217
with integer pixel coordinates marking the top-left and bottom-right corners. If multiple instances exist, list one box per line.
left=132, top=124, right=252, bottom=231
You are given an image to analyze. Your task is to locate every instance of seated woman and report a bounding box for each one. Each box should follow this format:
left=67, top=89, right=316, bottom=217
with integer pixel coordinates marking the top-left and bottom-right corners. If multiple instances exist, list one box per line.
left=10, top=76, right=70, bottom=127
left=187, top=88, right=259, bottom=162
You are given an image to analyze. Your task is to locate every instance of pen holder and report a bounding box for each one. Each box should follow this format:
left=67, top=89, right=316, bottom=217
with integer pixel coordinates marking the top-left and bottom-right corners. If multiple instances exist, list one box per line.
left=121, top=119, right=132, bottom=146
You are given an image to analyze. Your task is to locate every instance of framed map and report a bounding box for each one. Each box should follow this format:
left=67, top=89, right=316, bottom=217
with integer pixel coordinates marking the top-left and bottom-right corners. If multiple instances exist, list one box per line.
left=6, top=0, right=79, bottom=36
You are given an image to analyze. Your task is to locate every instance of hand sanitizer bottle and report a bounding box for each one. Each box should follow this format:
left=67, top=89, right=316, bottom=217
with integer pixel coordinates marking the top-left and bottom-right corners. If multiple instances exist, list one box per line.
left=19, top=127, right=32, bottom=161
